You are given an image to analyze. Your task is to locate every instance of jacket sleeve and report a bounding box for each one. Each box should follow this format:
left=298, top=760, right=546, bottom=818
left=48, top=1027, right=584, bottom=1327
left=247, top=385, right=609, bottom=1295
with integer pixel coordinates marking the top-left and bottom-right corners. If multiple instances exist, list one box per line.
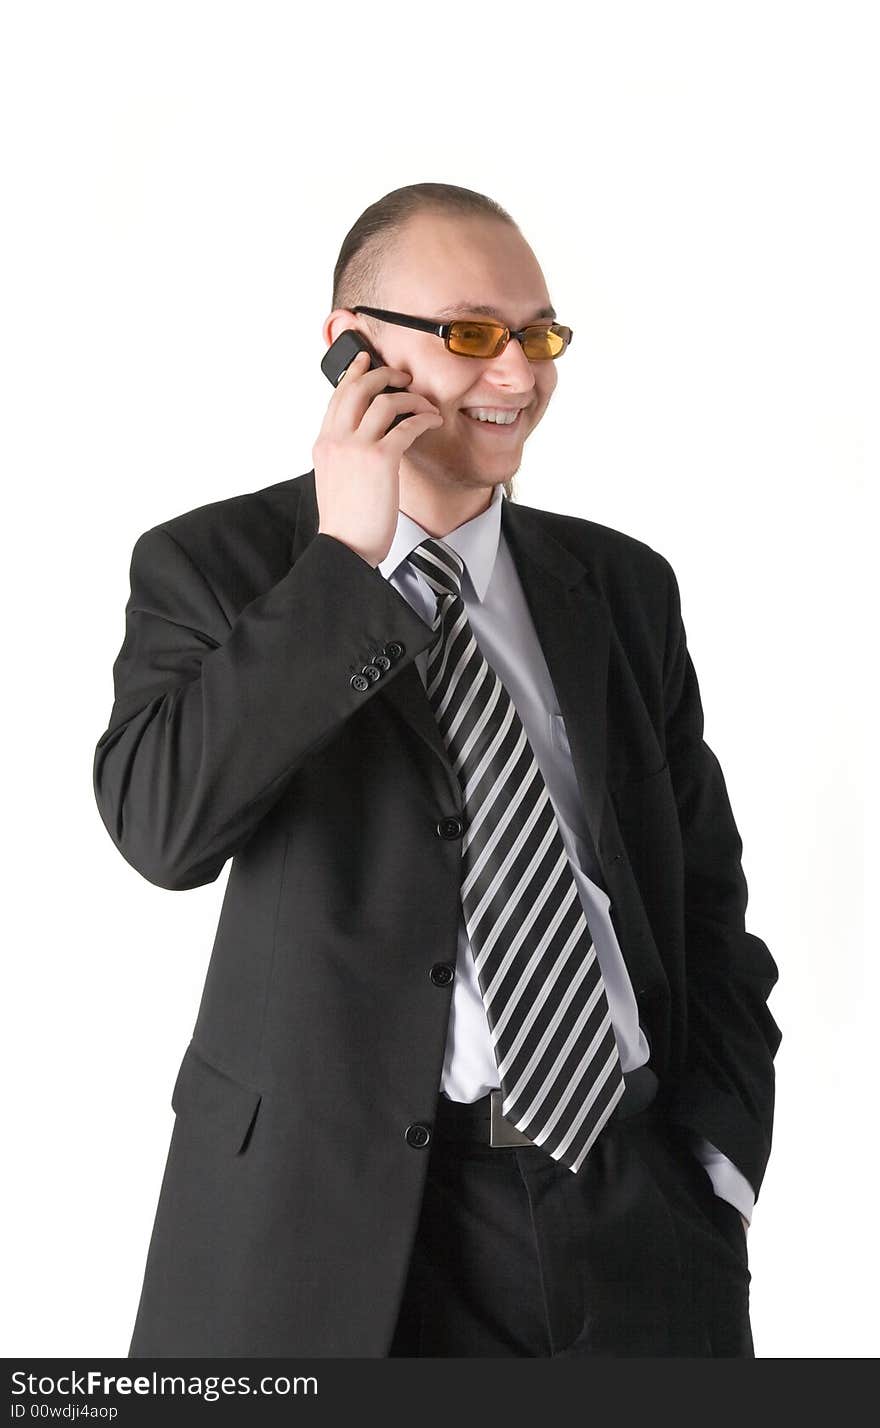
left=659, top=556, right=782, bottom=1200
left=93, top=525, right=435, bottom=892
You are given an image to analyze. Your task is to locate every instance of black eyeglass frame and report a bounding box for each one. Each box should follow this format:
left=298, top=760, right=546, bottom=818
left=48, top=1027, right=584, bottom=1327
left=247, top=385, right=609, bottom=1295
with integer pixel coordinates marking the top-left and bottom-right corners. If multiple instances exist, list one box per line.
left=351, top=306, right=573, bottom=359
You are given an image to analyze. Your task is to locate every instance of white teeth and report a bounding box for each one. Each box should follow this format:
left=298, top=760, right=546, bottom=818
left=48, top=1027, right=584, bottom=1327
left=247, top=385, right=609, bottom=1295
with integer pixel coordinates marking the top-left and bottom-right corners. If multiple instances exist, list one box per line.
left=464, top=407, right=519, bottom=424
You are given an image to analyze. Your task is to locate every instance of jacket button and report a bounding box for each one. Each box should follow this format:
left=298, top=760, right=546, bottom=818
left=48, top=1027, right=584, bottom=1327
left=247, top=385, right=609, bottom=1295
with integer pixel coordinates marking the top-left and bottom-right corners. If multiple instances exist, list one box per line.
left=362, top=664, right=381, bottom=682
left=405, top=1122, right=431, bottom=1148
left=385, top=641, right=405, bottom=661
left=371, top=653, right=391, bottom=671
left=350, top=673, right=370, bottom=692
left=436, top=816, right=464, bottom=839
left=430, top=962, right=454, bottom=986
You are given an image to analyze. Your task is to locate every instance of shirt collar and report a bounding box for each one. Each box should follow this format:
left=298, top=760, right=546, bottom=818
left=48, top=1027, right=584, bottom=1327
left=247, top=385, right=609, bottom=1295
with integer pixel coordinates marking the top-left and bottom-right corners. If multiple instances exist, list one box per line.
left=378, top=482, right=504, bottom=603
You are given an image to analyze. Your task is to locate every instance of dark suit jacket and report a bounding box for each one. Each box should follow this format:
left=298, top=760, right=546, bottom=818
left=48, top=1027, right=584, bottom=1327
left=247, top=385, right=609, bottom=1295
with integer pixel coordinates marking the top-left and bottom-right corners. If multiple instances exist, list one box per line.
left=93, top=469, right=781, bottom=1357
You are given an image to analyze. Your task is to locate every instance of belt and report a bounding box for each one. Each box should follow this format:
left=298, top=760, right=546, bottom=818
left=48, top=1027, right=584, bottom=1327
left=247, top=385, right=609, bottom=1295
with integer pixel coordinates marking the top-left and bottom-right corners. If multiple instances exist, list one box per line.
left=433, top=1064, right=660, bottom=1148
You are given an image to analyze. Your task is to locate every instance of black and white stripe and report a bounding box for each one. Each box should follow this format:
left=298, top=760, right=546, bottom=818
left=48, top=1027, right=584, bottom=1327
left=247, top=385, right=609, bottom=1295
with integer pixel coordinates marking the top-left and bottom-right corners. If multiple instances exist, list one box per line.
left=408, top=537, right=625, bottom=1173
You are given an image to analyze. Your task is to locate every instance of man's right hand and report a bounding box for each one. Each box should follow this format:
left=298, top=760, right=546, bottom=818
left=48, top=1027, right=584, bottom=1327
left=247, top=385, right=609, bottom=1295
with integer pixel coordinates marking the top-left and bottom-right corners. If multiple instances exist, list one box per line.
left=312, top=349, right=444, bottom=568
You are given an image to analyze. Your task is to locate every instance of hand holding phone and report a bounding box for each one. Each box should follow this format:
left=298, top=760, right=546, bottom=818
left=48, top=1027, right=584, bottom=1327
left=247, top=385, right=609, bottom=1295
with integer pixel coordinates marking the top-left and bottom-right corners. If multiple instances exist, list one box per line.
left=313, top=332, right=443, bottom=567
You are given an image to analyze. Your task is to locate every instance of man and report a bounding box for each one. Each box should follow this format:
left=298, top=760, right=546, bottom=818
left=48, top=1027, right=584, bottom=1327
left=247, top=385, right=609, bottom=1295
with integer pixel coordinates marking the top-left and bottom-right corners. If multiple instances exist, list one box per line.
left=93, top=184, right=780, bottom=1358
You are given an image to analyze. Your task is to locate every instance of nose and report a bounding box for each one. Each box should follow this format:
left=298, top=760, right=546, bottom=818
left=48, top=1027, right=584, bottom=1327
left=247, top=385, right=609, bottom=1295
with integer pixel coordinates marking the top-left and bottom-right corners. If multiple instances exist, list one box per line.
left=488, top=335, right=537, bottom=393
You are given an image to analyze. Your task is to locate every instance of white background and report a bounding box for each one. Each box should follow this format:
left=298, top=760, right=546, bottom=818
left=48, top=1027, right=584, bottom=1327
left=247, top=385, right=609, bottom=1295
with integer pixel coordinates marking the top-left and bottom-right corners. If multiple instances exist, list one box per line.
left=1, top=0, right=874, bottom=1358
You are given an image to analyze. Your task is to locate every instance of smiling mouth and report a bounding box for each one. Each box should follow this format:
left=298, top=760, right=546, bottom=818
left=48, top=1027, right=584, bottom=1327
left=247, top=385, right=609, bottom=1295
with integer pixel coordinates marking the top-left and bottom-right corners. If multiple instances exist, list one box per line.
left=460, top=408, right=525, bottom=432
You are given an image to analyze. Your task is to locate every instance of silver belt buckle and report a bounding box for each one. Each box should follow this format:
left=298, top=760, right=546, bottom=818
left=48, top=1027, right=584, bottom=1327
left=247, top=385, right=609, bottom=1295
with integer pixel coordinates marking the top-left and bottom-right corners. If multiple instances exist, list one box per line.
left=489, top=1090, right=535, bottom=1147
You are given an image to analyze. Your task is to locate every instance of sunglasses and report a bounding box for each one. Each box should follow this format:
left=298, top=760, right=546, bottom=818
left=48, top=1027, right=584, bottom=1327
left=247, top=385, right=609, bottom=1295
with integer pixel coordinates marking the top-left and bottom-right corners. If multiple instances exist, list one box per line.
left=351, top=306, right=573, bottom=361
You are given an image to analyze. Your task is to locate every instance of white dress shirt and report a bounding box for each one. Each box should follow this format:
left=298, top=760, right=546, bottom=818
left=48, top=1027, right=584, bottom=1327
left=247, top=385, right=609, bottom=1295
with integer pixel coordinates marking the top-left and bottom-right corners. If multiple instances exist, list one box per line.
left=378, top=482, right=755, bottom=1223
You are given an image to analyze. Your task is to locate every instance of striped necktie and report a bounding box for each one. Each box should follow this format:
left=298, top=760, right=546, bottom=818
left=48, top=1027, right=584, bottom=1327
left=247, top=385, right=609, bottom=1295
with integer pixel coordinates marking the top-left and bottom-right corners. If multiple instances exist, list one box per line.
left=408, top=536, right=626, bottom=1173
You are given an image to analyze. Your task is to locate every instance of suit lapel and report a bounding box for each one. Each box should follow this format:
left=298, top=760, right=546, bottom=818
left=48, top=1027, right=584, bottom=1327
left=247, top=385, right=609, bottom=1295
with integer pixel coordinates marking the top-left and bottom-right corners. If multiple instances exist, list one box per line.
left=290, top=474, right=611, bottom=848
left=499, top=498, right=610, bottom=856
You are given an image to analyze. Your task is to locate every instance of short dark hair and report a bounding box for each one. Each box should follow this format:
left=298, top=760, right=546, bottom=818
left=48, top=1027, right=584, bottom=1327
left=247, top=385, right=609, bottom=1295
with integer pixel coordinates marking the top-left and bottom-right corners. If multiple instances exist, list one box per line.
left=332, top=183, right=522, bottom=501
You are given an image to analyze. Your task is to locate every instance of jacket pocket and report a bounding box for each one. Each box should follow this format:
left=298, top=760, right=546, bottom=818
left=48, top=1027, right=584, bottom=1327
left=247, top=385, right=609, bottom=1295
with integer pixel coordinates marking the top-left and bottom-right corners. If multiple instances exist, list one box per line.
left=171, top=1038, right=262, bottom=1155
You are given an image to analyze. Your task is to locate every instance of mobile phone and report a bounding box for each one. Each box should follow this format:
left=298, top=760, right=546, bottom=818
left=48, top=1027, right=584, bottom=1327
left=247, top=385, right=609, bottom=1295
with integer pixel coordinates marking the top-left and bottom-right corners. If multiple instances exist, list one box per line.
left=320, top=328, right=414, bottom=433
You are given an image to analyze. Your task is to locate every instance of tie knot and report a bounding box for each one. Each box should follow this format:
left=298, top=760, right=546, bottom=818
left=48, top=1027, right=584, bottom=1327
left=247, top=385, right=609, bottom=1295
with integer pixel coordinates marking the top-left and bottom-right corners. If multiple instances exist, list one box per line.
left=407, top=538, right=465, bottom=601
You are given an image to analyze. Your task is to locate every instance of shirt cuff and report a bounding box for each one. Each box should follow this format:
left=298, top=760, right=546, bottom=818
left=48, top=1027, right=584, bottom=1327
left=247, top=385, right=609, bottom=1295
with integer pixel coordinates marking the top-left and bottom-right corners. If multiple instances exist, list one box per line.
left=689, top=1136, right=756, bottom=1224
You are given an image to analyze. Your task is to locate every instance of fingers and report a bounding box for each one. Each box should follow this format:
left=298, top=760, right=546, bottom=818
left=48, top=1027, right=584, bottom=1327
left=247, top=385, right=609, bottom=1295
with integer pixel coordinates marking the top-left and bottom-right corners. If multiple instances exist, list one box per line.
left=360, top=389, right=442, bottom=442
left=336, top=349, right=411, bottom=406
left=332, top=349, right=442, bottom=441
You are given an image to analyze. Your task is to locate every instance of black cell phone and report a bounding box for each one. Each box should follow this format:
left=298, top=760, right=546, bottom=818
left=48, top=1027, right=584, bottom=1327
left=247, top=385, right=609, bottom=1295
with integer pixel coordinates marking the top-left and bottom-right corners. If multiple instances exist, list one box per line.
left=320, top=328, right=414, bottom=433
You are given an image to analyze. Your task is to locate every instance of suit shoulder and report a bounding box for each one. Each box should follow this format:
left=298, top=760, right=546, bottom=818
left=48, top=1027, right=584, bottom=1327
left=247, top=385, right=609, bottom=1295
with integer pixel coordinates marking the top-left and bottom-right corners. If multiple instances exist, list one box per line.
left=128, top=472, right=315, bottom=621
left=508, top=501, right=678, bottom=670
left=514, top=500, right=675, bottom=594
left=143, top=473, right=307, bottom=557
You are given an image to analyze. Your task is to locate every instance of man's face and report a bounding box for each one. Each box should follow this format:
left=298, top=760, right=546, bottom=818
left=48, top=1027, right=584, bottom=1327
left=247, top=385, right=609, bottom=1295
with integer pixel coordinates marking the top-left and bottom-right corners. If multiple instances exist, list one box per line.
left=325, top=212, right=559, bottom=496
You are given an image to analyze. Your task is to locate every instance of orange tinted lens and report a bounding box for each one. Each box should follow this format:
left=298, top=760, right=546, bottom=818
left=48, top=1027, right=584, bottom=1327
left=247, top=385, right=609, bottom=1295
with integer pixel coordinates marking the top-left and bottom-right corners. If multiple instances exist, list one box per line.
left=447, top=321, right=507, bottom=357
left=521, top=325, right=568, bottom=359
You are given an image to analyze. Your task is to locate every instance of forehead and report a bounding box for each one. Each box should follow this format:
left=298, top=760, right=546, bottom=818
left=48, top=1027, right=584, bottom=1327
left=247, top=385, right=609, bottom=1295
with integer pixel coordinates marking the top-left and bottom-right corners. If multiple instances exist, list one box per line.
left=389, top=213, right=554, bottom=324
left=433, top=300, right=557, bottom=323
